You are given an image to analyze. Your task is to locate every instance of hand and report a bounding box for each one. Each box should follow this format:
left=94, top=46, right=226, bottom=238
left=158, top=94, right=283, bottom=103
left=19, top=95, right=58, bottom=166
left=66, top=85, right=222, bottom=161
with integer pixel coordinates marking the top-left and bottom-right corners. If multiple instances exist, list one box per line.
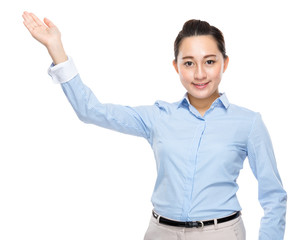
left=22, top=11, right=61, bottom=48
left=22, top=11, right=67, bottom=65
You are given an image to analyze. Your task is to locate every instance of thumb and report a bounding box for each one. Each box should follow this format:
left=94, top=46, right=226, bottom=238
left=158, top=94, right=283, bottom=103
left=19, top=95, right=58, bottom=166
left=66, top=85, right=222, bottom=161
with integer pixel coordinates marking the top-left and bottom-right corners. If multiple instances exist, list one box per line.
left=44, top=17, right=56, bottom=28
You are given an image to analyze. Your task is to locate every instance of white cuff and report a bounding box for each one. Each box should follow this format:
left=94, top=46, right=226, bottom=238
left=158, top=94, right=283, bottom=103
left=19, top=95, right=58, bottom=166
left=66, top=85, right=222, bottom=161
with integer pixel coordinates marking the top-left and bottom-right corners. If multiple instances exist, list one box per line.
left=47, top=56, right=78, bottom=84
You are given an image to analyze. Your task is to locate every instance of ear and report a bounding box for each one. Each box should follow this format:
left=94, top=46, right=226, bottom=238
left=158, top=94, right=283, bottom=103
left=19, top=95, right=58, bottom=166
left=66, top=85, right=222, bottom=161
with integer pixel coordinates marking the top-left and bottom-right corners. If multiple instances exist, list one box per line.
left=223, top=56, right=229, bottom=73
left=172, top=60, right=179, bottom=74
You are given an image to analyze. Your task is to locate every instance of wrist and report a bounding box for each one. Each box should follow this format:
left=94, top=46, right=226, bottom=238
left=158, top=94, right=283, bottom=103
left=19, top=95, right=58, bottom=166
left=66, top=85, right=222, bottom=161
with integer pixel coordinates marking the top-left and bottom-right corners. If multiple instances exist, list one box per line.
left=46, top=41, right=68, bottom=65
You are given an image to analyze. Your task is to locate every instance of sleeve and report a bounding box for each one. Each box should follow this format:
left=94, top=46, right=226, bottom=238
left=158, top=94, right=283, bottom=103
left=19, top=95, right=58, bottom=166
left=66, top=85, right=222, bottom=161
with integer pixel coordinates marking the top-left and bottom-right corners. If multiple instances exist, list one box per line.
left=47, top=57, right=158, bottom=144
left=247, top=112, right=287, bottom=240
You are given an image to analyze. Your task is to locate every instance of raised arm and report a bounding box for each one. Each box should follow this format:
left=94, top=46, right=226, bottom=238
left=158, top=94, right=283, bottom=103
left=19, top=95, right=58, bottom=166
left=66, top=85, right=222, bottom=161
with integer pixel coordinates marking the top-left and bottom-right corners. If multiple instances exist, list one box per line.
left=22, top=11, right=67, bottom=65
left=22, top=12, right=159, bottom=144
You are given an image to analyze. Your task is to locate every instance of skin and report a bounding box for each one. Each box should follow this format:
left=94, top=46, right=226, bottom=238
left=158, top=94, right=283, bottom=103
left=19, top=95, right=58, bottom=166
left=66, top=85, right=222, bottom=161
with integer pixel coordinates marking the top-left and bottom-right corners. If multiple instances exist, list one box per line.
left=22, top=12, right=229, bottom=117
left=173, top=35, right=229, bottom=116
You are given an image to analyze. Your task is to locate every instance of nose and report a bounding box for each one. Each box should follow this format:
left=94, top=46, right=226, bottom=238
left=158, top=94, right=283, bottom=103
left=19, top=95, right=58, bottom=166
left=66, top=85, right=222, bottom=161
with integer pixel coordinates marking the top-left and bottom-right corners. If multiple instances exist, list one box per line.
left=194, top=65, right=207, bottom=80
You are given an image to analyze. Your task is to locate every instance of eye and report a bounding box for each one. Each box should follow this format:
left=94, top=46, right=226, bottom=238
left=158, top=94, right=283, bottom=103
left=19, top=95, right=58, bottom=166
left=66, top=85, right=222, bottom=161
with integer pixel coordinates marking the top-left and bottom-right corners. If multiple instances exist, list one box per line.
left=184, top=61, right=194, bottom=67
left=206, top=60, right=215, bottom=65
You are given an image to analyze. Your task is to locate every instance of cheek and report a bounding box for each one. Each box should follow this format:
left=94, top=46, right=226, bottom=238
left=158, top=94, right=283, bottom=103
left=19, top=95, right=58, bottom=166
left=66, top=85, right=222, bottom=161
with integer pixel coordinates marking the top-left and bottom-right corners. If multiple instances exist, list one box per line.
left=207, top=65, right=223, bottom=79
left=179, top=68, right=193, bottom=82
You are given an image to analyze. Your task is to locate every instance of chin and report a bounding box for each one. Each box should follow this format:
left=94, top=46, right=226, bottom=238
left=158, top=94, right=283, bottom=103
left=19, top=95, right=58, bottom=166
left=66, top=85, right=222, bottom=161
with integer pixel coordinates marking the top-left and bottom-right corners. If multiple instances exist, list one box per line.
left=190, top=90, right=212, bottom=98
left=189, top=88, right=219, bottom=100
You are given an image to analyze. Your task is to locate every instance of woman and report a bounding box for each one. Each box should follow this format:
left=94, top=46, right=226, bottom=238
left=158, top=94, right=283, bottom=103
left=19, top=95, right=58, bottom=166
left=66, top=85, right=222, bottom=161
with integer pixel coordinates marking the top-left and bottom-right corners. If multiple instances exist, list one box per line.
left=22, top=11, right=287, bottom=240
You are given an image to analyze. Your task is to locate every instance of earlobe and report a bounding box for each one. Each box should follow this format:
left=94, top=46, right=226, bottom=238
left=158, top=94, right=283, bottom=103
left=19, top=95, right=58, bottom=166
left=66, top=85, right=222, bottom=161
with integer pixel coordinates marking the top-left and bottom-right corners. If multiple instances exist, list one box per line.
left=173, top=60, right=179, bottom=74
left=223, top=56, right=229, bottom=73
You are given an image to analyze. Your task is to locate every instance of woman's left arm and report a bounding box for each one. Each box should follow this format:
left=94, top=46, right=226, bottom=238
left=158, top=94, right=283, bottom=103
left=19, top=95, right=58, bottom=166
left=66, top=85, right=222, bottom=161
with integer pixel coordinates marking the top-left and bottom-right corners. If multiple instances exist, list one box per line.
left=247, top=113, right=287, bottom=240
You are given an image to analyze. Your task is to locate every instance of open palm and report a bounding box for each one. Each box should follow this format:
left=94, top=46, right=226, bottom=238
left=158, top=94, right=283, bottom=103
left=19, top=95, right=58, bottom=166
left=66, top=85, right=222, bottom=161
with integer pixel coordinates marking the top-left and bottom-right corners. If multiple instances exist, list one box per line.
left=22, top=11, right=61, bottom=48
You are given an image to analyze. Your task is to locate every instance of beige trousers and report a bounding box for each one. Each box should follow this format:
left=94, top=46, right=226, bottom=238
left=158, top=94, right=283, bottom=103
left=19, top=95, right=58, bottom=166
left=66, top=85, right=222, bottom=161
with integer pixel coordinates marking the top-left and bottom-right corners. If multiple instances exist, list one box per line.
left=144, top=213, right=246, bottom=240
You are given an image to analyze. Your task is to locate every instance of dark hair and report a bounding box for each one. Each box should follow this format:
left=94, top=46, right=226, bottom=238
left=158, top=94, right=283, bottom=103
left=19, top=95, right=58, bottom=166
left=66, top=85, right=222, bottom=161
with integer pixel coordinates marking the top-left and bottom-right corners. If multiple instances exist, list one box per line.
left=174, top=19, right=227, bottom=62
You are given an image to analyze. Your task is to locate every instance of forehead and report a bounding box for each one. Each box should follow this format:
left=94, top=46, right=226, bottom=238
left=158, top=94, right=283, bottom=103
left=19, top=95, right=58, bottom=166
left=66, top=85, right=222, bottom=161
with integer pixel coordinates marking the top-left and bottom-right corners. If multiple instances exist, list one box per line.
left=178, top=35, right=220, bottom=58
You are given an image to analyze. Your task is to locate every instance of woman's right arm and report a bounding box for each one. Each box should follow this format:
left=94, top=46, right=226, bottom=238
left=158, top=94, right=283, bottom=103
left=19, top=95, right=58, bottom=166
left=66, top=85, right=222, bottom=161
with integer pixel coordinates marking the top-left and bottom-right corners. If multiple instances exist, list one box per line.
left=23, top=12, right=158, bottom=143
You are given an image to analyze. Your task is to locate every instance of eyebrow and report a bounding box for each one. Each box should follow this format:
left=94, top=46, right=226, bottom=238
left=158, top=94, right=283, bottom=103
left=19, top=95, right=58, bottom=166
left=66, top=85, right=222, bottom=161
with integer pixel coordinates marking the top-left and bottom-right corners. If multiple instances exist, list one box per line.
left=182, top=54, right=217, bottom=59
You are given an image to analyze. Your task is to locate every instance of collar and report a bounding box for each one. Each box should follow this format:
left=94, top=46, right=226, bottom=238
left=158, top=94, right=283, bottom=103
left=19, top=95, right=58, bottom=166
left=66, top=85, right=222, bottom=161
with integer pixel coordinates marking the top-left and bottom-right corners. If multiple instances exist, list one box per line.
left=177, top=92, right=230, bottom=110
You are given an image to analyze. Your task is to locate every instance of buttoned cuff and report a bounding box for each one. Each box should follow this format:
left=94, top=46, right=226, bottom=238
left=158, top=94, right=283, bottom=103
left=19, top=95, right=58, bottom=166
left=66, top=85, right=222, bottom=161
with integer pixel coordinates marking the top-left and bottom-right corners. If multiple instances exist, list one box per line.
left=47, top=56, right=78, bottom=84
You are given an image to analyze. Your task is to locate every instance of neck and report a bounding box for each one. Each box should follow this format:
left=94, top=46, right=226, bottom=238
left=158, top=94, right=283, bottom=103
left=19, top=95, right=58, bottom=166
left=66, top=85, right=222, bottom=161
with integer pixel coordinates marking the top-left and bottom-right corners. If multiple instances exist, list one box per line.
left=188, top=90, right=220, bottom=112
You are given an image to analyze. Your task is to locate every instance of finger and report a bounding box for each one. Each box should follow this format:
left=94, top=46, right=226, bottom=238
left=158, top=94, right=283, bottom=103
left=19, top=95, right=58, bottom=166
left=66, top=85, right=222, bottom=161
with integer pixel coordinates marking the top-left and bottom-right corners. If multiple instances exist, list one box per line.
left=22, top=11, right=38, bottom=29
left=22, top=12, right=36, bottom=32
left=29, top=12, right=45, bottom=27
left=44, top=17, right=56, bottom=28
left=22, top=11, right=34, bottom=24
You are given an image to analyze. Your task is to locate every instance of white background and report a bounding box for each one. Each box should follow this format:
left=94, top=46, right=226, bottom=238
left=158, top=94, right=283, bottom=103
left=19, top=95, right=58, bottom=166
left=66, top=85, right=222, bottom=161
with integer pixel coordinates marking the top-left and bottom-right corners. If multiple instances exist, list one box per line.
left=0, top=0, right=303, bottom=239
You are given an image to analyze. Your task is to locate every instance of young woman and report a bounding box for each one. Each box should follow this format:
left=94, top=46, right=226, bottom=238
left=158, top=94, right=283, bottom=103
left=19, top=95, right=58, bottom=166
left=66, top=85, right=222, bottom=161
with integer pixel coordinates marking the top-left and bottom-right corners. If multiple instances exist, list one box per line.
left=22, top=11, right=287, bottom=240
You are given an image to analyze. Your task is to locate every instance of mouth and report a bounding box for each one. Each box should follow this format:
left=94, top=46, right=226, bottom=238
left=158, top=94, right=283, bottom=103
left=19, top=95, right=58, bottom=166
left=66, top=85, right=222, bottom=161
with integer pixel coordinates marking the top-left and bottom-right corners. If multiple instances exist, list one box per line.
left=192, top=81, right=210, bottom=89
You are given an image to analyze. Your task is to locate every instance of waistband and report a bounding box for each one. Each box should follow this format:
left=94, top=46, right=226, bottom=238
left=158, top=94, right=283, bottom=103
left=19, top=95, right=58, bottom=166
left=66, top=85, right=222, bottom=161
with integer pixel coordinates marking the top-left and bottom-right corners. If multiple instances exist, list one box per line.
left=152, top=210, right=241, bottom=228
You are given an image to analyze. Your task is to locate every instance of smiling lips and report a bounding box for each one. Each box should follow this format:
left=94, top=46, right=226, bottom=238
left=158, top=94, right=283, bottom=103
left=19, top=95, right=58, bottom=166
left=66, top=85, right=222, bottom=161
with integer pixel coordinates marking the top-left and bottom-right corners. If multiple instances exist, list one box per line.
left=192, top=81, right=210, bottom=89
